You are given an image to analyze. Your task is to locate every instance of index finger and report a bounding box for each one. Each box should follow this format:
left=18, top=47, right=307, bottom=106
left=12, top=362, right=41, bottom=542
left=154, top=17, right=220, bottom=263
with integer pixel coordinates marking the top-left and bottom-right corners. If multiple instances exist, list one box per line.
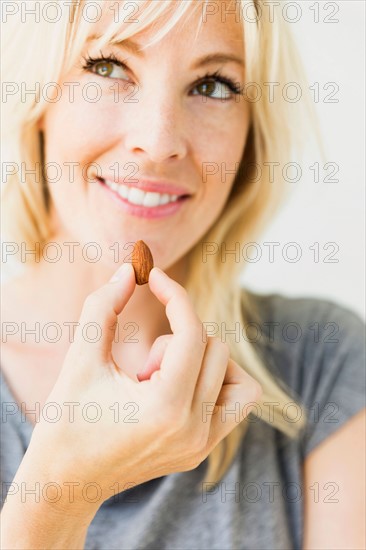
left=72, top=263, right=136, bottom=363
left=148, top=267, right=207, bottom=402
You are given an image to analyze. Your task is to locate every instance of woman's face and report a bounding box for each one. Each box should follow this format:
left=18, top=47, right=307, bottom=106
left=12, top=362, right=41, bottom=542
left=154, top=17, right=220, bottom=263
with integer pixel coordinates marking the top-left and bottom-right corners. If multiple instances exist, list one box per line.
left=41, top=4, right=250, bottom=270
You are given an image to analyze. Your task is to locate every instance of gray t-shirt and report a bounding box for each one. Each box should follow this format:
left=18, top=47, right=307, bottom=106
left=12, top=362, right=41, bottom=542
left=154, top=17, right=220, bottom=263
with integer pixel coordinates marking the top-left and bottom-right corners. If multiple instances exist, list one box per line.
left=1, top=292, right=365, bottom=550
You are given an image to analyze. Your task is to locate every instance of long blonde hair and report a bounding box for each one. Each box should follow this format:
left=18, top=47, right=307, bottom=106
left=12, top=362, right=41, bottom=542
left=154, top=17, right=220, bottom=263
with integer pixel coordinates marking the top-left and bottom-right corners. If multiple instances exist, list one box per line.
left=2, top=0, right=312, bottom=485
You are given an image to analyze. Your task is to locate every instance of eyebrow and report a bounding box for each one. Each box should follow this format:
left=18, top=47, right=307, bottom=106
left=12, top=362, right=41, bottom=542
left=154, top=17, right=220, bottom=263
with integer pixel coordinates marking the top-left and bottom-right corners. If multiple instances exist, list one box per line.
left=87, top=36, right=244, bottom=69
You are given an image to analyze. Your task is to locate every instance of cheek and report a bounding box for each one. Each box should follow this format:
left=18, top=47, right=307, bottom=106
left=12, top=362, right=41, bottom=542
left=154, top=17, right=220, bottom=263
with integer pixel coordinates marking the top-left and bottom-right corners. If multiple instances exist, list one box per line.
left=42, top=83, right=119, bottom=167
left=192, top=104, right=250, bottom=205
left=191, top=100, right=250, bottom=167
left=42, top=85, right=119, bottom=214
left=41, top=86, right=125, bottom=230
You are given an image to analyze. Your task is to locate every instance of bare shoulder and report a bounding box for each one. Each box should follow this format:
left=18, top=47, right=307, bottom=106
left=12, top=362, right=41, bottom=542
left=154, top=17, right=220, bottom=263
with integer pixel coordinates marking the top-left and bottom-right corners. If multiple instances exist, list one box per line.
left=303, top=408, right=366, bottom=549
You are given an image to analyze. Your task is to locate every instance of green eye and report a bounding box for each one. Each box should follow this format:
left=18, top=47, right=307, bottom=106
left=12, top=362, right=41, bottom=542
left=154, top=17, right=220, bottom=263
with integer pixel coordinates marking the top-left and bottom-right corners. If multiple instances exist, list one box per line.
left=95, top=61, right=114, bottom=77
left=83, top=57, right=128, bottom=80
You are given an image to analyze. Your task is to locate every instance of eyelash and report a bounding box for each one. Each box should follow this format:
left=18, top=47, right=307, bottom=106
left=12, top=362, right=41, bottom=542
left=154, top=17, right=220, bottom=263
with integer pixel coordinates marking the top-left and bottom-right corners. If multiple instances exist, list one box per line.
left=81, top=52, right=243, bottom=99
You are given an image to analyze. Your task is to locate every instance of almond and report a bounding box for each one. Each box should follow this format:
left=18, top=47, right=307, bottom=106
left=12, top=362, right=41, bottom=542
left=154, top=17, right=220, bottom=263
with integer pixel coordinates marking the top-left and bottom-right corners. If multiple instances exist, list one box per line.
left=130, top=240, right=154, bottom=285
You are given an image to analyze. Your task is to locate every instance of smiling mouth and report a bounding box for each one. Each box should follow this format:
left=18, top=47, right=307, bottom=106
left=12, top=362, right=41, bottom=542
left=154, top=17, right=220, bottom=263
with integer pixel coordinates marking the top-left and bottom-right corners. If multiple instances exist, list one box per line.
left=97, top=177, right=191, bottom=208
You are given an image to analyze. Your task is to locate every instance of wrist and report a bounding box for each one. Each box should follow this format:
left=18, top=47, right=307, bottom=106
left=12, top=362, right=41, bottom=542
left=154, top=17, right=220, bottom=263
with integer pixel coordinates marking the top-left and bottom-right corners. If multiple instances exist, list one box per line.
left=1, top=450, right=100, bottom=550
left=1, top=496, right=91, bottom=550
left=5, top=434, right=103, bottom=520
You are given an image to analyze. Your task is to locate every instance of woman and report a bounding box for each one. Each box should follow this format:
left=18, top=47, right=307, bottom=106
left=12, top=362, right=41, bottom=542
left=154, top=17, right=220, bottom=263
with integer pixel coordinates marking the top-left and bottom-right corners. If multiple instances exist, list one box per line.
left=1, top=0, right=365, bottom=548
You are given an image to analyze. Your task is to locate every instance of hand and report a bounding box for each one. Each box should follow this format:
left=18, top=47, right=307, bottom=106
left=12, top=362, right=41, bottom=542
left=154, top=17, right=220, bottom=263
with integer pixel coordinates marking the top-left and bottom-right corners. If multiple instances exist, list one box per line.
left=29, top=263, right=262, bottom=506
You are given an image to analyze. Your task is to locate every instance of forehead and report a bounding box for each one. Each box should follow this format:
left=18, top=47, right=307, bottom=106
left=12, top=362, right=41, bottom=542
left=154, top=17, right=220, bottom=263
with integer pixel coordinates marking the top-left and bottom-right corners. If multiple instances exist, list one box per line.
left=85, top=0, right=244, bottom=53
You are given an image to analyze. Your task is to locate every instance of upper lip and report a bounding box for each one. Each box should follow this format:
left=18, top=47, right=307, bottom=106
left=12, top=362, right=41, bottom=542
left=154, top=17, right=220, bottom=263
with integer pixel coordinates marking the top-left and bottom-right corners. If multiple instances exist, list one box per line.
left=100, top=176, right=192, bottom=197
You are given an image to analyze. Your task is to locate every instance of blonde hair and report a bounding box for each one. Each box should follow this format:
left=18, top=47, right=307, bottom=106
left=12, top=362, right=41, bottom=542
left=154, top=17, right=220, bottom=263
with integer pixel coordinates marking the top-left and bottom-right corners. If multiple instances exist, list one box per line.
left=2, top=0, right=313, bottom=486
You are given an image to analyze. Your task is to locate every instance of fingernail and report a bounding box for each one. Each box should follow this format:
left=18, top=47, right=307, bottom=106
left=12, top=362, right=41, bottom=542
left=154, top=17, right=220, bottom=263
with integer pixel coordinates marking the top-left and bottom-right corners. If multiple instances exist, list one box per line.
left=109, top=263, right=132, bottom=283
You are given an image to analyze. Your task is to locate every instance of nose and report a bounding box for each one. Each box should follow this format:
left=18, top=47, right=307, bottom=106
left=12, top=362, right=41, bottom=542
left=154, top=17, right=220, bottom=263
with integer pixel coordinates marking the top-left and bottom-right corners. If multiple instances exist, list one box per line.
left=123, top=88, right=188, bottom=164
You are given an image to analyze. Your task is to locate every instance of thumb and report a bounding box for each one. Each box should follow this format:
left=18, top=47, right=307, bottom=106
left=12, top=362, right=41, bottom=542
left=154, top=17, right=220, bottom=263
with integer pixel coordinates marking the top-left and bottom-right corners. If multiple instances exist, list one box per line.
left=72, top=263, right=136, bottom=363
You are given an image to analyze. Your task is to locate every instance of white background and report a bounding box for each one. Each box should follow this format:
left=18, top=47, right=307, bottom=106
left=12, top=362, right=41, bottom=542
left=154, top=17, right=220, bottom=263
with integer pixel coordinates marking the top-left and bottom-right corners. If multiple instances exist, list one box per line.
left=242, top=0, right=365, bottom=319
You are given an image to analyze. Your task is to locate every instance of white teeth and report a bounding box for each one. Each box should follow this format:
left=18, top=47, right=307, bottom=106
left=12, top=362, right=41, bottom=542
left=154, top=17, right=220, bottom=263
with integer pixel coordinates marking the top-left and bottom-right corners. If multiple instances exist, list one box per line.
left=104, top=180, right=182, bottom=208
left=127, top=187, right=145, bottom=205
left=117, top=185, right=129, bottom=199
left=159, top=193, right=170, bottom=205
left=143, top=192, right=161, bottom=207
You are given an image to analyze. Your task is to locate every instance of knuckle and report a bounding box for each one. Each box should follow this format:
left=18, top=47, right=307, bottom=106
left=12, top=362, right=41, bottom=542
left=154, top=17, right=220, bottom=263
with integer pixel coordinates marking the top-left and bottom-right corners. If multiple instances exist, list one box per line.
left=179, top=460, right=197, bottom=473
left=188, top=451, right=207, bottom=471
left=180, top=448, right=207, bottom=472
